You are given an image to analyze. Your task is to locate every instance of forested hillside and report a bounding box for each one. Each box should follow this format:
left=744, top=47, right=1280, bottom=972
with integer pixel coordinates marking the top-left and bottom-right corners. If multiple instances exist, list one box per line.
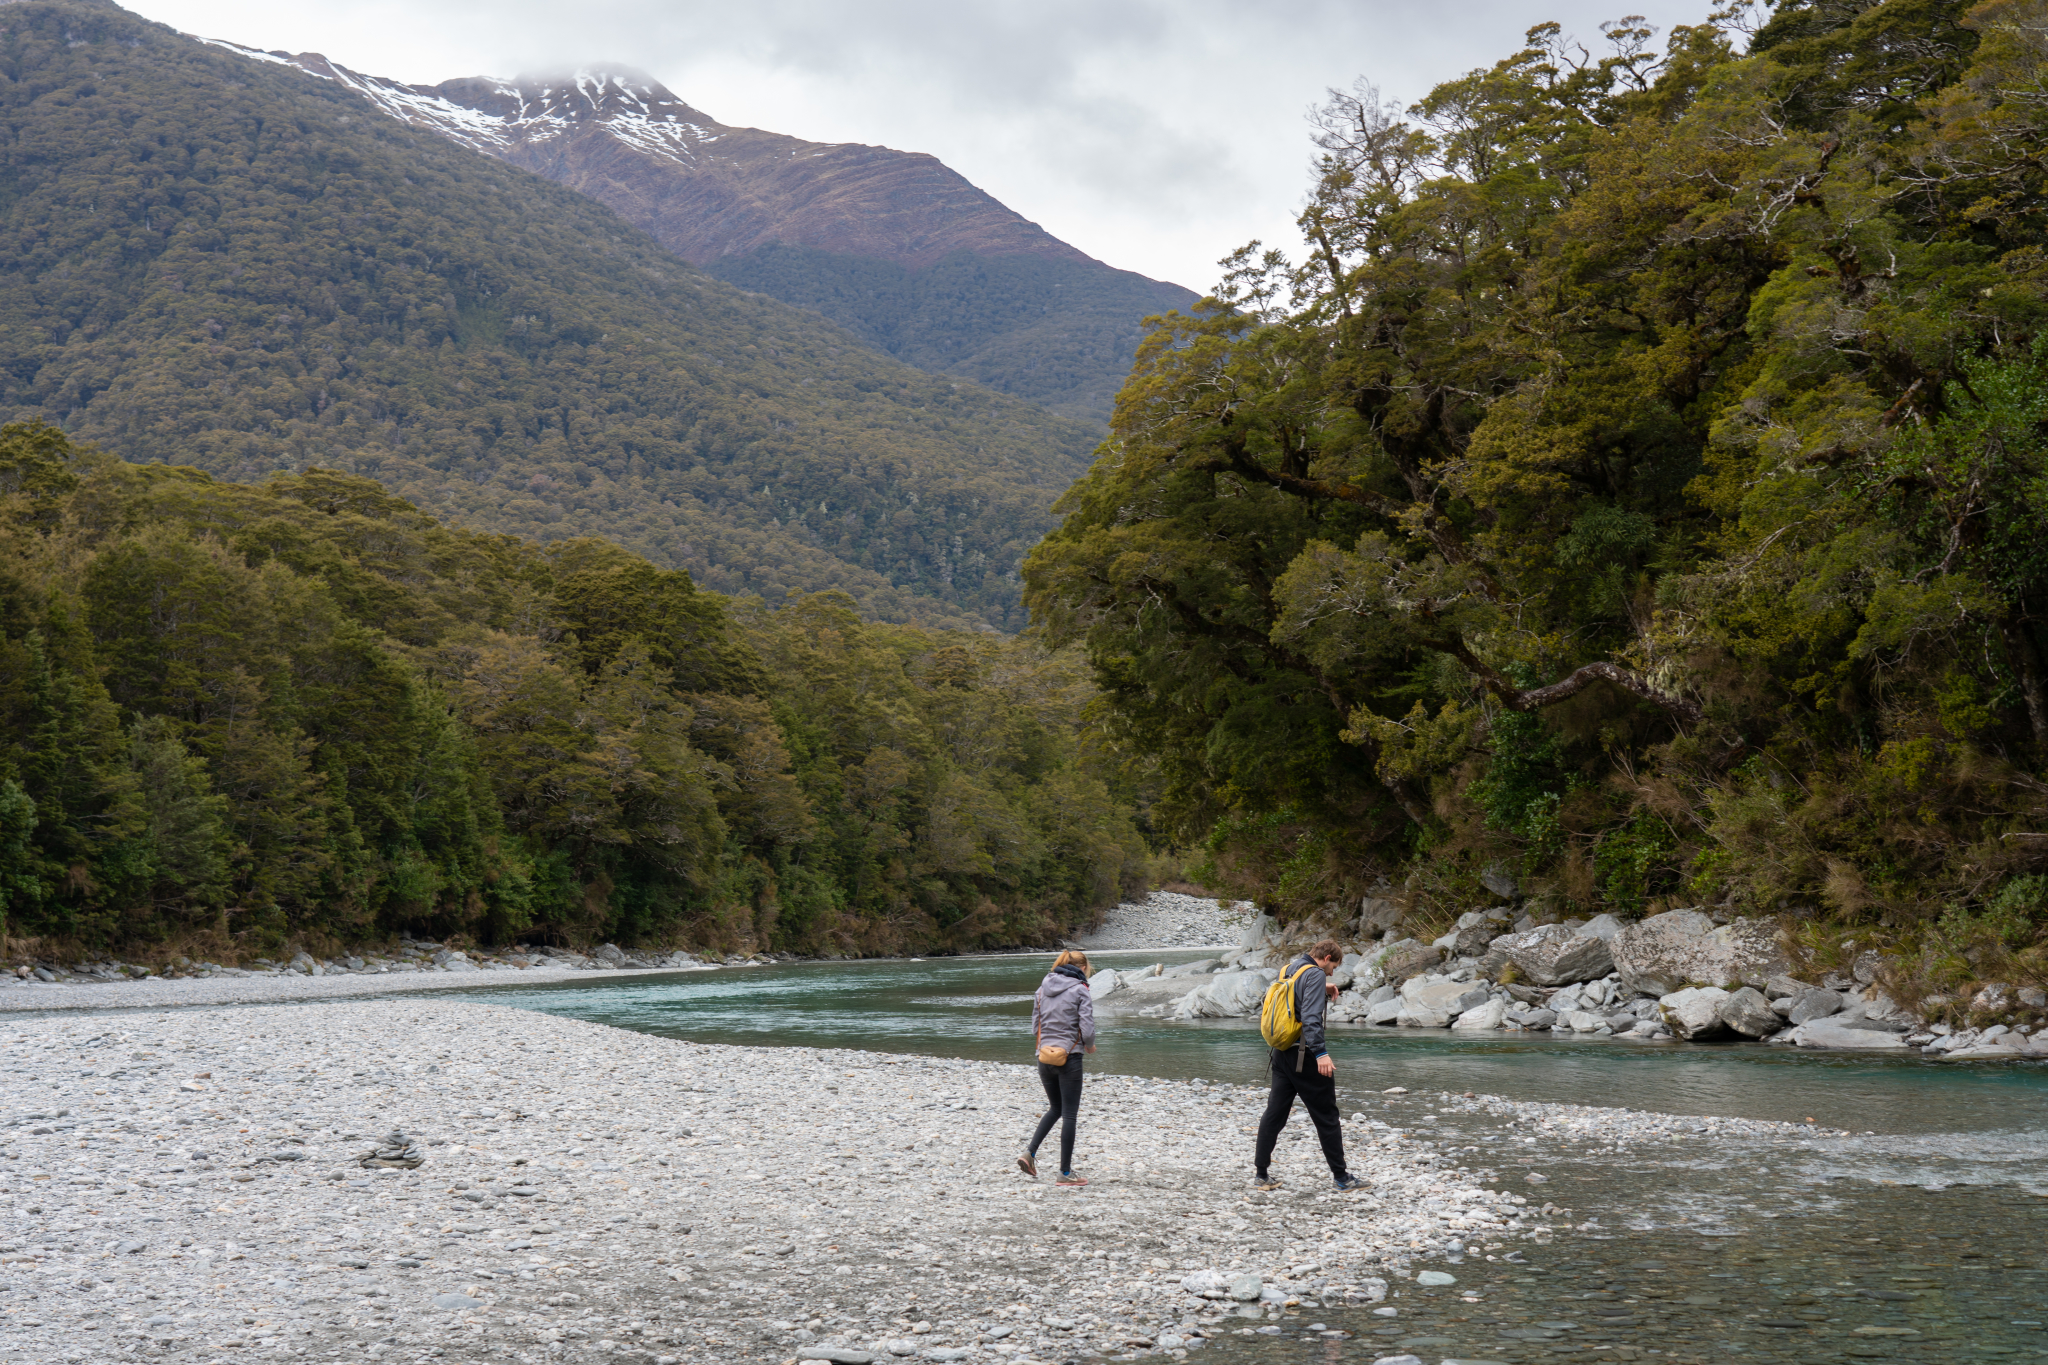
left=1028, top=0, right=2048, bottom=963
left=705, top=244, right=1194, bottom=426
left=0, top=0, right=1099, bottom=632
left=254, top=55, right=1198, bottom=426
left=0, top=424, right=1148, bottom=956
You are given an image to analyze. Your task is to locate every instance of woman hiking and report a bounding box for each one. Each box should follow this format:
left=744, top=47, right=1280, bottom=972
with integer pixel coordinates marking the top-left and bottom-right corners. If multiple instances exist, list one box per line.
left=1019, top=948, right=1095, bottom=1186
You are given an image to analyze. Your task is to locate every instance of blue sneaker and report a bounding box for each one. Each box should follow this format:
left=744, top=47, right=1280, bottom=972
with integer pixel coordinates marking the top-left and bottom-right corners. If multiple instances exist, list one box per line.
left=1334, top=1174, right=1367, bottom=1193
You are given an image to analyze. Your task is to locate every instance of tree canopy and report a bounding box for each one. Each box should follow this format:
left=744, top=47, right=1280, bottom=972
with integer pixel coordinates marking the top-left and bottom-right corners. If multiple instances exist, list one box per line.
left=0, top=424, right=1147, bottom=956
left=1026, top=0, right=2048, bottom=941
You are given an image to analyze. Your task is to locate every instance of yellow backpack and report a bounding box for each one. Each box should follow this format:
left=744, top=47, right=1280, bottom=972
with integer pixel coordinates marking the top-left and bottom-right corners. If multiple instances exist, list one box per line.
left=1259, top=962, right=1314, bottom=1050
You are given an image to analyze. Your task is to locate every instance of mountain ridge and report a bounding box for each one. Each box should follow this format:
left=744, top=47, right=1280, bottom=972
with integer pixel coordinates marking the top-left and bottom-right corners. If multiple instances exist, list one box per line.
left=218, top=47, right=1111, bottom=273
left=203, top=41, right=1196, bottom=424
left=0, top=0, right=1098, bottom=630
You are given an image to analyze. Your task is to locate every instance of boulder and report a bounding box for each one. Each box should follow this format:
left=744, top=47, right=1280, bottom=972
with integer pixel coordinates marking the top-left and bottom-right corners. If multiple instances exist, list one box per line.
left=1089, top=968, right=1124, bottom=998
left=1692, top=919, right=1793, bottom=989
left=1363, top=997, right=1405, bottom=1026
left=1940, top=1043, right=2032, bottom=1061
left=1576, top=913, right=1625, bottom=941
left=1504, top=1006, right=1557, bottom=1029
left=1614, top=910, right=1789, bottom=995
left=1558, top=1009, right=1608, bottom=1033
left=1612, top=909, right=1715, bottom=996
left=1451, top=998, right=1507, bottom=1031
left=1659, top=986, right=1733, bottom=1041
left=2021, top=986, right=2048, bottom=1009
left=1766, top=973, right=1815, bottom=998
left=1358, top=896, right=1407, bottom=935
left=1500, top=924, right=1614, bottom=986
left=1850, top=950, right=1885, bottom=985
left=593, top=942, right=628, bottom=965
left=1091, top=972, right=1199, bottom=1012
left=1480, top=863, right=1520, bottom=900
left=1717, top=986, right=1781, bottom=1038
left=1238, top=914, right=1279, bottom=951
left=1371, top=938, right=1443, bottom=987
left=1453, top=924, right=1499, bottom=957
left=1400, top=976, right=1490, bottom=1016
left=1788, top=1017, right=1910, bottom=1051
left=1173, top=971, right=1272, bottom=1020
left=1830, top=1012, right=1909, bottom=1034
left=1329, top=983, right=1391, bottom=1023
left=1786, top=988, right=1844, bottom=1025
left=1397, top=1001, right=1452, bottom=1028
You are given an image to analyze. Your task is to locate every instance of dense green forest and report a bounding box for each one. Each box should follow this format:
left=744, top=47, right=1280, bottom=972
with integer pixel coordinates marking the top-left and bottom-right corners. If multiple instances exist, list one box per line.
left=0, top=0, right=1097, bottom=633
left=707, top=245, right=1195, bottom=426
left=1027, top=0, right=2048, bottom=962
left=0, top=424, right=1148, bottom=957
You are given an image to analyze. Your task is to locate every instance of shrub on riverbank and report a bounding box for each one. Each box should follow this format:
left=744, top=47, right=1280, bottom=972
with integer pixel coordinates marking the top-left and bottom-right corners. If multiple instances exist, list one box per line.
left=0, top=424, right=1148, bottom=959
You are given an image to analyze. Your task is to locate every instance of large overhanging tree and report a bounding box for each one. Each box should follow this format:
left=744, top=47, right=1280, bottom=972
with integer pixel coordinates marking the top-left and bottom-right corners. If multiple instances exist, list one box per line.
left=1026, top=0, right=2048, bottom=927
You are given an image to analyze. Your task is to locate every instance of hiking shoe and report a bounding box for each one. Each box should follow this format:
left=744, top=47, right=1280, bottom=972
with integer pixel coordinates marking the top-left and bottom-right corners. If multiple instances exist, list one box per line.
left=1016, top=1153, right=1038, bottom=1178
left=1333, top=1174, right=1367, bottom=1193
left=1254, top=1174, right=1282, bottom=1191
left=1056, top=1171, right=1089, bottom=1186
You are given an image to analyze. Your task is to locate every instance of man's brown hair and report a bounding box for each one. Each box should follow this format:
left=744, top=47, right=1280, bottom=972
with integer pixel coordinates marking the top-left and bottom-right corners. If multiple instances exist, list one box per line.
left=1310, top=938, right=1343, bottom=964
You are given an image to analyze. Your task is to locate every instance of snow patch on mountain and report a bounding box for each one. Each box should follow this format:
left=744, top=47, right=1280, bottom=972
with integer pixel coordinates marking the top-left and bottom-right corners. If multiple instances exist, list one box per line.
left=196, top=40, right=772, bottom=171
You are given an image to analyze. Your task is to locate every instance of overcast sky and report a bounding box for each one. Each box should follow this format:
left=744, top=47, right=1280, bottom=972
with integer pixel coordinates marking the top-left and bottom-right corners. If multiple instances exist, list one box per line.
left=126, top=0, right=1709, bottom=292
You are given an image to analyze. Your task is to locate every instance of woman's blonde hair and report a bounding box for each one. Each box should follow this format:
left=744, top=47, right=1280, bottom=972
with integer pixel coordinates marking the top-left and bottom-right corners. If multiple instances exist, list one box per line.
left=1053, top=949, right=1092, bottom=977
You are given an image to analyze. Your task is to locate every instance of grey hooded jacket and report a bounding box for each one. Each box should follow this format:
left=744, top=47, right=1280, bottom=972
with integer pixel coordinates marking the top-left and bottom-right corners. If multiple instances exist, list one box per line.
left=1031, top=966, right=1096, bottom=1053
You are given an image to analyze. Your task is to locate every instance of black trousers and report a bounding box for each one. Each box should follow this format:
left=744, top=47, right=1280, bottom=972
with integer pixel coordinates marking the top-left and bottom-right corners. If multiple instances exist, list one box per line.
left=1028, top=1052, right=1084, bottom=1171
left=1254, top=1048, right=1348, bottom=1180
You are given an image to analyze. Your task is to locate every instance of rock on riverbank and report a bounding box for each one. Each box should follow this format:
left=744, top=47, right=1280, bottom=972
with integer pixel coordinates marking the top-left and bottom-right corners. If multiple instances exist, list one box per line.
left=1090, top=907, right=2048, bottom=1062
left=2, top=1001, right=1551, bottom=1364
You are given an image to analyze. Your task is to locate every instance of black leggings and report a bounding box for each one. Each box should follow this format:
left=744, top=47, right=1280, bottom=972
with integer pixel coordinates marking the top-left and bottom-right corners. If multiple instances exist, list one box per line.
left=1028, top=1053, right=1084, bottom=1171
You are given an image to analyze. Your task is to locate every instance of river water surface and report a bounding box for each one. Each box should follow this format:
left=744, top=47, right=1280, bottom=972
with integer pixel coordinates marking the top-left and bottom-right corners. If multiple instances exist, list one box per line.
left=456, top=951, right=2048, bottom=1364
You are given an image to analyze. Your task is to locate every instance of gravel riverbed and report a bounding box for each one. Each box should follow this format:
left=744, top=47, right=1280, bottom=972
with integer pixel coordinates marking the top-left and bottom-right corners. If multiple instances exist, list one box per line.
left=1072, top=894, right=1249, bottom=952
left=0, top=999, right=1847, bottom=1365
left=0, top=964, right=681, bottom=1016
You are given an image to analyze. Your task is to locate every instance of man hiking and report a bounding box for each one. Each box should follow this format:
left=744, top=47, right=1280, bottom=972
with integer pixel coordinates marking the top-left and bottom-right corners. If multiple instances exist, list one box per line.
left=1254, top=938, right=1364, bottom=1192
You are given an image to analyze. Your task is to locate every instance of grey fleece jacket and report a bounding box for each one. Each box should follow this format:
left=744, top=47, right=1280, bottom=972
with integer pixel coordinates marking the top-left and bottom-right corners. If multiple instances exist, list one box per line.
left=1284, top=953, right=1330, bottom=1058
left=1031, top=966, right=1096, bottom=1053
